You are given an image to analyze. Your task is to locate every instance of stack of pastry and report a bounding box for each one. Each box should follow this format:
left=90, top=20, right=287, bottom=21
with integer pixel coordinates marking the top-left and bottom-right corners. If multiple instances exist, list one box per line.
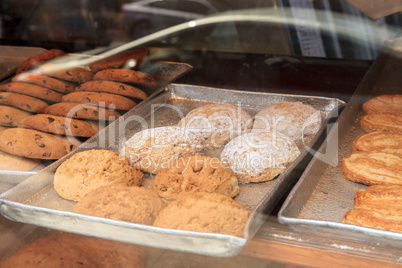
left=341, top=94, right=402, bottom=232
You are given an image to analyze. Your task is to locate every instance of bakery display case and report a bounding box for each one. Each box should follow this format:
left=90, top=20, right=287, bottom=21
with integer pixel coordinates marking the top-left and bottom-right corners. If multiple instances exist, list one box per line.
left=0, top=1, right=401, bottom=267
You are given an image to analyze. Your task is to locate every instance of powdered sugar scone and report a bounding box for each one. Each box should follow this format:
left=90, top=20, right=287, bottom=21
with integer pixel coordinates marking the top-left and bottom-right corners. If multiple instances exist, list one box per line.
left=220, top=131, right=300, bottom=183
left=54, top=149, right=143, bottom=202
left=152, top=155, right=240, bottom=204
left=252, top=101, right=322, bottom=141
left=121, top=126, right=204, bottom=174
left=178, top=103, right=253, bottom=148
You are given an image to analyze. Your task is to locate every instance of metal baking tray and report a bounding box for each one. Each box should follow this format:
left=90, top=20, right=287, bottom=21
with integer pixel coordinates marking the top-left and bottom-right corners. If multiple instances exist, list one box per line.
left=0, top=58, right=193, bottom=186
left=278, top=39, right=402, bottom=248
left=0, top=84, right=345, bottom=257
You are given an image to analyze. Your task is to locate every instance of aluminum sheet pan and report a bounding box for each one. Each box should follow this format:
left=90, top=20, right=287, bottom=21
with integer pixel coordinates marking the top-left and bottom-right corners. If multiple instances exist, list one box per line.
left=0, top=58, right=193, bottom=185
left=0, top=84, right=344, bottom=257
left=278, top=38, right=402, bottom=248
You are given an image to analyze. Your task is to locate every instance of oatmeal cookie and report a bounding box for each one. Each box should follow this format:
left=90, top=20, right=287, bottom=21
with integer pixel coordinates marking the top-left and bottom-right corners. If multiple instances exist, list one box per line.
left=153, top=155, right=240, bottom=203
left=74, top=184, right=164, bottom=225
left=54, top=149, right=143, bottom=201
left=153, top=192, right=249, bottom=237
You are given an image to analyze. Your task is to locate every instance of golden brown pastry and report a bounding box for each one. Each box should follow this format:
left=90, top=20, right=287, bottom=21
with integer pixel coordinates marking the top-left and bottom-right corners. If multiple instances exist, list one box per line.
left=352, top=132, right=402, bottom=157
left=362, top=94, right=402, bottom=116
left=340, top=152, right=402, bottom=186
left=342, top=208, right=402, bottom=232
left=360, top=114, right=402, bottom=134
left=353, top=185, right=402, bottom=212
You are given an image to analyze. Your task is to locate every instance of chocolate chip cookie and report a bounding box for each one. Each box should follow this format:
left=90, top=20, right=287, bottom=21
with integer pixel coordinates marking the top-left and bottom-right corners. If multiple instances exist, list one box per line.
left=19, top=114, right=100, bottom=137
left=0, top=128, right=78, bottom=159
left=43, top=103, right=120, bottom=121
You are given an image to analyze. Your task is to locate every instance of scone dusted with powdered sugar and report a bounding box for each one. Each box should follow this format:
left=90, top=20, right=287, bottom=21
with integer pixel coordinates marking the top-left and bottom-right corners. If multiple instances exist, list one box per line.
left=121, top=126, right=205, bottom=174
left=178, top=103, right=253, bottom=149
left=252, top=101, right=321, bottom=142
left=220, top=131, right=300, bottom=183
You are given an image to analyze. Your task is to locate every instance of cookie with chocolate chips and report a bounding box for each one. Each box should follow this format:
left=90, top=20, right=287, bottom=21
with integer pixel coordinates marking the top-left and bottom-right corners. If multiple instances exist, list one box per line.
left=43, top=103, right=120, bottom=121
left=19, top=114, right=100, bottom=137
left=0, top=128, right=79, bottom=159
left=0, top=92, right=48, bottom=113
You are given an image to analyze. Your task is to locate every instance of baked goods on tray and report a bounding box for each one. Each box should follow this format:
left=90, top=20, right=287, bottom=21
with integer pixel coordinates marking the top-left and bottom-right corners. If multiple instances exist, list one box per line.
left=360, top=114, right=402, bottom=134
left=12, top=73, right=77, bottom=94
left=15, top=49, right=67, bottom=75
left=89, top=48, right=149, bottom=72
left=352, top=132, right=402, bottom=157
left=342, top=185, right=402, bottom=232
left=121, top=126, right=205, bottom=174
left=362, top=94, right=402, bottom=116
left=153, top=192, right=249, bottom=237
left=252, top=101, right=322, bottom=141
left=0, top=150, right=41, bottom=171
left=93, top=69, right=158, bottom=89
left=220, top=131, right=300, bottom=183
left=0, top=92, right=48, bottom=113
left=19, top=114, right=100, bottom=137
left=54, top=149, right=143, bottom=202
left=178, top=103, right=252, bottom=148
left=341, top=152, right=402, bottom=186
left=0, top=105, right=31, bottom=127
left=0, top=82, right=63, bottom=102
left=62, top=91, right=137, bottom=111
left=152, top=155, right=240, bottom=204
left=0, top=128, right=78, bottom=160
left=74, top=184, right=165, bottom=225
left=75, top=80, right=148, bottom=100
left=43, top=103, right=120, bottom=121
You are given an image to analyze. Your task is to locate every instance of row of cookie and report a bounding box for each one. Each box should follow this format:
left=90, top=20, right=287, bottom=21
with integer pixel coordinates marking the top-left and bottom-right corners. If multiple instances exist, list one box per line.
left=0, top=63, right=90, bottom=171
left=0, top=49, right=154, bottom=169
left=53, top=149, right=249, bottom=237
left=340, top=94, right=402, bottom=232
left=122, top=101, right=321, bottom=183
